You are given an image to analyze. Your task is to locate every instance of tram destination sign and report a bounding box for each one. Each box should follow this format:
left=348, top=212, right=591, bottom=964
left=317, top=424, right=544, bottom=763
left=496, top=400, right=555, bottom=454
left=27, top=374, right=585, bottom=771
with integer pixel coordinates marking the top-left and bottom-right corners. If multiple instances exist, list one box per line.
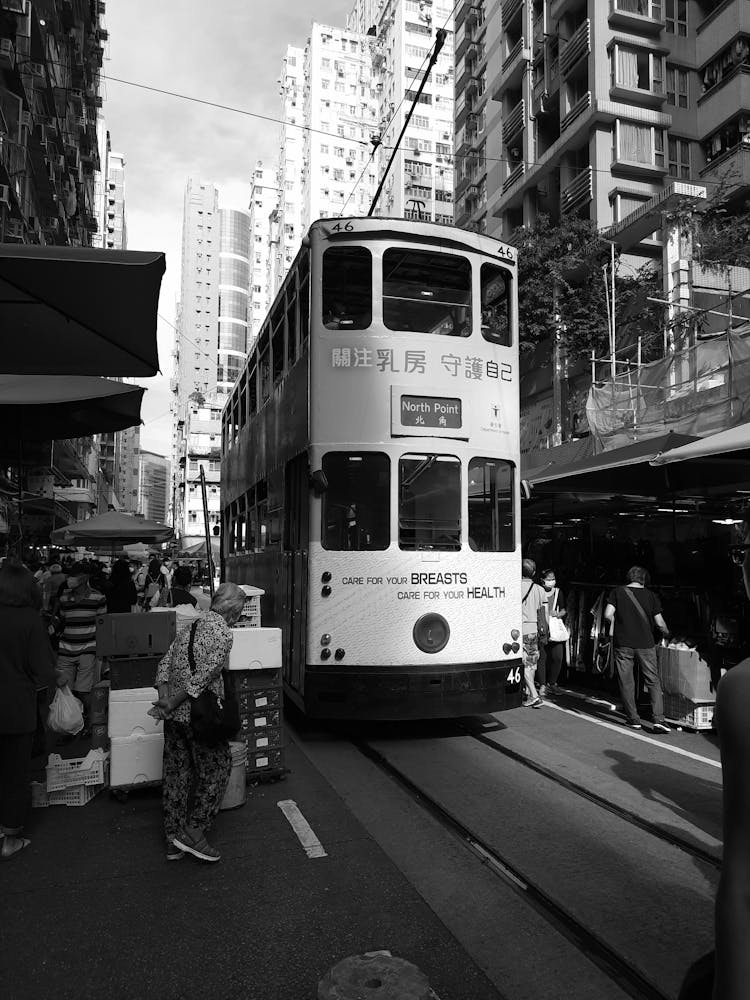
left=400, top=395, right=462, bottom=429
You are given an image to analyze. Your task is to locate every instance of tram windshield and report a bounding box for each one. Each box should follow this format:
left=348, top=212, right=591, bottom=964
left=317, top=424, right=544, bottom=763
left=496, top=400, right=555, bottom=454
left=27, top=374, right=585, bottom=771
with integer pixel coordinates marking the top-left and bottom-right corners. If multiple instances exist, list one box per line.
left=322, top=247, right=372, bottom=330
left=383, top=249, right=471, bottom=336
left=481, top=264, right=512, bottom=346
left=399, top=453, right=461, bottom=551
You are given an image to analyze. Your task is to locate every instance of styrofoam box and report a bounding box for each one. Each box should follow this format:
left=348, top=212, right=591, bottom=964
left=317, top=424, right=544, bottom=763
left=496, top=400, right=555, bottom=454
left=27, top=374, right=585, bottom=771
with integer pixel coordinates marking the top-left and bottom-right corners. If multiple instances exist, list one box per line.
left=228, top=627, right=282, bottom=671
left=108, top=687, right=163, bottom=739
left=110, top=734, right=164, bottom=788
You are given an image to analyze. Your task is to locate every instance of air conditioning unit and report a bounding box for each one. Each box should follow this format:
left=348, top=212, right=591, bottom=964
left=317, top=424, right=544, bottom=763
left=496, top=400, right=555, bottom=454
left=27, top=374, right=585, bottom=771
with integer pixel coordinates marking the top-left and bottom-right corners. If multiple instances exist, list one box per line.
left=21, top=110, right=33, bottom=130
left=442, top=131, right=450, bottom=139
left=0, top=38, right=15, bottom=71
left=0, top=184, right=10, bottom=206
left=5, top=219, right=24, bottom=239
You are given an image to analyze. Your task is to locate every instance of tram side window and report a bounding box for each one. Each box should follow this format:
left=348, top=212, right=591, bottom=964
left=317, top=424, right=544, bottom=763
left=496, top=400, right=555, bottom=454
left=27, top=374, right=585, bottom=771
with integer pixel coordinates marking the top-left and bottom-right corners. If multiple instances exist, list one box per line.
left=481, top=264, right=512, bottom=346
left=322, top=247, right=372, bottom=329
left=322, top=452, right=390, bottom=551
left=383, top=249, right=471, bottom=336
left=399, top=454, right=461, bottom=551
left=468, top=458, right=514, bottom=552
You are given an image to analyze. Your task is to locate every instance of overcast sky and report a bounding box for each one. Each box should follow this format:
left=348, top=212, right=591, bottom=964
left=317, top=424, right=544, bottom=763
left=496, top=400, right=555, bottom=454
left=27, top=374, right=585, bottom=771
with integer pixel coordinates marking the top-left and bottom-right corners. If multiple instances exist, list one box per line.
left=104, top=0, right=352, bottom=455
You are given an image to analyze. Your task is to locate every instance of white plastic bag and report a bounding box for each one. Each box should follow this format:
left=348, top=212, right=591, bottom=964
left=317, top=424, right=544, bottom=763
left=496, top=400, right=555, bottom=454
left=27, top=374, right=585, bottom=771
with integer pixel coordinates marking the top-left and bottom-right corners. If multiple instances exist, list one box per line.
left=47, top=684, right=85, bottom=736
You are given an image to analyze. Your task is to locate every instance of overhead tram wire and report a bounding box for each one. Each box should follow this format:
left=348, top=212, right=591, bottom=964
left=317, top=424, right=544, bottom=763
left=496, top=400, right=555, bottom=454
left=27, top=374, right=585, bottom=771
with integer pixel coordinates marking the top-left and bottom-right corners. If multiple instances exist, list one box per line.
left=101, top=72, right=730, bottom=191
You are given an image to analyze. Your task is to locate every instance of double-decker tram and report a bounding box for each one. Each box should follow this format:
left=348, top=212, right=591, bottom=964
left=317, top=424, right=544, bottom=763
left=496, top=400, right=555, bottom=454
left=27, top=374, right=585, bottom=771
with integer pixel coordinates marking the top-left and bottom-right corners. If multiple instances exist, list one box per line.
left=221, top=217, right=523, bottom=719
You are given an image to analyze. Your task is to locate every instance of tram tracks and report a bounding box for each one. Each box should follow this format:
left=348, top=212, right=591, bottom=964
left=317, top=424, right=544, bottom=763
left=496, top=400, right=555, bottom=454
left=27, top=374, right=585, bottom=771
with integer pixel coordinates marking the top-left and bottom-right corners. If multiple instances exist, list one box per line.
left=350, top=734, right=686, bottom=1000
left=460, top=726, right=722, bottom=872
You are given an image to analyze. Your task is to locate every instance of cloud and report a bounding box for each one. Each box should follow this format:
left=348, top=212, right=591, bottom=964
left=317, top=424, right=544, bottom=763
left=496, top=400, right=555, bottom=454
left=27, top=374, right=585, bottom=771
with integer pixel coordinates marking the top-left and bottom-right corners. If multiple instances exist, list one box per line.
left=102, top=0, right=351, bottom=455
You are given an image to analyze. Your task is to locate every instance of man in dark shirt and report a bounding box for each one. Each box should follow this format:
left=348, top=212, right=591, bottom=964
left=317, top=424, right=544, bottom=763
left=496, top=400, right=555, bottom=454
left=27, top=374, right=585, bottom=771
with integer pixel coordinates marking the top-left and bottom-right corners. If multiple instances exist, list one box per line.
left=603, top=565, right=670, bottom=733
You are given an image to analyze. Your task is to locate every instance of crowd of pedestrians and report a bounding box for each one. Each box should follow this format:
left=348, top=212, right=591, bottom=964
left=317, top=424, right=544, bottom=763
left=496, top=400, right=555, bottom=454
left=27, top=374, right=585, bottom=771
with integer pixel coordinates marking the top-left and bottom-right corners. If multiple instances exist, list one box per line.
left=0, top=551, right=217, bottom=863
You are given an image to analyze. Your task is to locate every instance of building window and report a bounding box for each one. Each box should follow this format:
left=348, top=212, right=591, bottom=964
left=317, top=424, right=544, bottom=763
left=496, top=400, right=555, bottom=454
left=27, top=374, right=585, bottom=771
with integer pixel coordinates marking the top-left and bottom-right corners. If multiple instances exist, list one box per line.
left=668, top=137, right=691, bottom=179
left=611, top=44, right=663, bottom=94
left=613, top=121, right=665, bottom=169
left=665, top=0, right=687, bottom=36
left=666, top=65, right=689, bottom=108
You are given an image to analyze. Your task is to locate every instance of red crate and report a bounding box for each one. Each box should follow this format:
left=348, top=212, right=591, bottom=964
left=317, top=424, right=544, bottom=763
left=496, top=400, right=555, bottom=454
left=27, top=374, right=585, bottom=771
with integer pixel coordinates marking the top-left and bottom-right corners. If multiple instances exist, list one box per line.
left=229, top=669, right=282, bottom=693
left=239, top=709, right=281, bottom=734
left=247, top=748, right=283, bottom=774
left=239, top=726, right=283, bottom=752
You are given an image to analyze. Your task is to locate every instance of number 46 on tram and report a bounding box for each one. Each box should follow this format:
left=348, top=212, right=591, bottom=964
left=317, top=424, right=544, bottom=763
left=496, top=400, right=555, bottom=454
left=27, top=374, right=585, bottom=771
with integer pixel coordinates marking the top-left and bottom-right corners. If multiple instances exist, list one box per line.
left=221, top=217, right=524, bottom=720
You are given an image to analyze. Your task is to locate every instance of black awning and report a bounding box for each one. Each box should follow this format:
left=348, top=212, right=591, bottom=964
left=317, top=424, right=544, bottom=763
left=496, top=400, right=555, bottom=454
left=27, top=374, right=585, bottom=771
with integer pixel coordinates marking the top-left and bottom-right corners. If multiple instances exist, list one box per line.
left=0, top=245, right=165, bottom=376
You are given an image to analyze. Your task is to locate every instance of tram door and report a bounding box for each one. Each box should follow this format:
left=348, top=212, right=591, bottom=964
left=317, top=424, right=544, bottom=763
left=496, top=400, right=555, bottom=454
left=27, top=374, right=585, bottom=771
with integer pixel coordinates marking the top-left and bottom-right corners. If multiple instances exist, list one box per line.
left=283, top=453, right=309, bottom=692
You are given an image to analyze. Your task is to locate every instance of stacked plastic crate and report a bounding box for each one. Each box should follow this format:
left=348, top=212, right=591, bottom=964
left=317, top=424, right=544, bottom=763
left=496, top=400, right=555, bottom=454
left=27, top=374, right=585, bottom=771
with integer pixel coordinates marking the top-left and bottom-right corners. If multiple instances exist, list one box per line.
left=96, top=612, right=176, bottom=796
left=39, top=749, right=110, bottom=807
left=227, top=586, right=285, bottom=781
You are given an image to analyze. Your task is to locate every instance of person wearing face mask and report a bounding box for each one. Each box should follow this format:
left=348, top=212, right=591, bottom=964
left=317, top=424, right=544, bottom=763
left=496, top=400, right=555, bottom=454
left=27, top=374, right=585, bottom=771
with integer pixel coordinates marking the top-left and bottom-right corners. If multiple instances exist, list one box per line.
left=537, top=568, right=567, bottom=698
left=55, top=562, right=106, bottom=737
left=150, top=583, right=245, bottom=863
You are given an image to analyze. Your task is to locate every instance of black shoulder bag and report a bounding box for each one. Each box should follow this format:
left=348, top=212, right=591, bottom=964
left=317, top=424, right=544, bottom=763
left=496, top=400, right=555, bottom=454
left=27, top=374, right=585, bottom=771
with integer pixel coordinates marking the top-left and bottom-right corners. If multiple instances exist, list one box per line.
left=187, top=620, right=240, bottom=746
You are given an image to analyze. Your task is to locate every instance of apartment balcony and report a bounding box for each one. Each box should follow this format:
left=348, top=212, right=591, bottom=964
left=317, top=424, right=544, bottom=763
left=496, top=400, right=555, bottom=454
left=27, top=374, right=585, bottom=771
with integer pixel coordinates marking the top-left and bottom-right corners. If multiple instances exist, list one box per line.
left=697, top=67, right=750, bottom=140
left=503, top=160, right=525, bottom=193
left=501, top=0, right=523, bottom=24
left=707, top=16, right=750, bottom=59
left=502, top=37, right=529, bottom=90
left=550, top=0, right=582, bottom=21
left=464, top=3, right=482, bottom=31
left=608, top=0, right=665, bottom=36
left=700, top=142, right=750, bottom=196
left=560, top=91, right=592, bottom=133
left=560, top=166, right=593, bottom=214
left=560, top=19, right=590, bottom=79
left=503, top=98, right=526, bottom=143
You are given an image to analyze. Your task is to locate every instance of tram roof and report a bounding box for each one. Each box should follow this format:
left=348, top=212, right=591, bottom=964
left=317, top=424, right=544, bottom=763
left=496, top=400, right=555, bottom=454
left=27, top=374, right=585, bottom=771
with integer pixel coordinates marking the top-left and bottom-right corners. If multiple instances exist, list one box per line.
left=307, top=216, right=517, bottom=266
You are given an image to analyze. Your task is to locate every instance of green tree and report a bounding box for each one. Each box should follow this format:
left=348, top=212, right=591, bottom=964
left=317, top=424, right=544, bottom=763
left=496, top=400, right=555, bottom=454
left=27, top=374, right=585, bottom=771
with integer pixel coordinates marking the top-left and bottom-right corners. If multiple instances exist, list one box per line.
left=511, top=214, right=664, bottom=363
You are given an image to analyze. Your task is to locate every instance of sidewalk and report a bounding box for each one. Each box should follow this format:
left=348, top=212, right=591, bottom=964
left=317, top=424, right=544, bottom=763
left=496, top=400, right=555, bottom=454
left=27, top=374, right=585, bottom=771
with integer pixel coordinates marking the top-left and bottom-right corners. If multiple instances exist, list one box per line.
left=3, top=740, right=502, bottom=1000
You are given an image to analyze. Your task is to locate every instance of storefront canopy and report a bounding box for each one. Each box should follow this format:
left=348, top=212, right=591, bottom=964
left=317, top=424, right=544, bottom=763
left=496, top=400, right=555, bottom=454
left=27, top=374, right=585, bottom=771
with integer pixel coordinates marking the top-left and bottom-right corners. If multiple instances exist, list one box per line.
left=0, top=246, right=165, bottom=376
left=527, top=432, right=702, bottom=497
left=50, top=509, right=173, bottom=547
left=0, top=374, right=144, bottom=443
left=651, top=421, right=750, bottom=466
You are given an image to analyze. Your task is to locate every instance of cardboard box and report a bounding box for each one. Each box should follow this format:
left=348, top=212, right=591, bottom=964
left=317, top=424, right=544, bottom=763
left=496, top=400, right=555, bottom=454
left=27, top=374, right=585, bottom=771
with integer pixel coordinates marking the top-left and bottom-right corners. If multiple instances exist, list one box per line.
left=227, top=627, right=282, bottom=671
left=110, top=734, right=164, bottom=788
left=657, top=646, right=715, bottom=702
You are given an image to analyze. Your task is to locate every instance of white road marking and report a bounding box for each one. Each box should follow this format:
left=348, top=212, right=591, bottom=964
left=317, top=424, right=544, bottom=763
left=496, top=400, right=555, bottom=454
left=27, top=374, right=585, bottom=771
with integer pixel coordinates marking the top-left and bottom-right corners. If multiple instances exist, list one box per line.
left=543, top=701, right=722, bottom=770
left=277, top=799, right=328, bottom=858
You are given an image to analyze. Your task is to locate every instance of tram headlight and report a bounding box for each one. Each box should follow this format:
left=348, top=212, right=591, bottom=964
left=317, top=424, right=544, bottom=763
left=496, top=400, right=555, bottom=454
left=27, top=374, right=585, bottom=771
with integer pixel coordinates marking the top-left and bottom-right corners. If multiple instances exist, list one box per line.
left=321, top=634, right=331, bottom=646
left=321, top=571, right=332, bottom=583
left=334, top=648, right=345, bottom=660
left=511, top=642, right=520, bottom=654
left=510, top=629, right=520, bottom=640
left=321, top=585, right=332, bottom=597
left=503, top=643, right=512, bottom=654
left=321, top=648, right=332, bottom=660
left=413, top=613, right=450, bottom=654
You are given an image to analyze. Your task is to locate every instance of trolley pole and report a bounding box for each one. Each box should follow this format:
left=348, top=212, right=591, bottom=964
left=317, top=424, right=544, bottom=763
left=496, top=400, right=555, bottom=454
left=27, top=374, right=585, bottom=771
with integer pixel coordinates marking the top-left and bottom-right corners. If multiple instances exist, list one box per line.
left=199, top=464, right=215, bottom=599
left=368, top=28, right=446, bottom=217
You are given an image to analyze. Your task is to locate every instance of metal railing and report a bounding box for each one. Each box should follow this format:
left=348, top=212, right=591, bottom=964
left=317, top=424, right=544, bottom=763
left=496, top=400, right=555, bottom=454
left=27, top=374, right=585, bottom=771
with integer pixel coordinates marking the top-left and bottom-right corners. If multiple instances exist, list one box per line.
left=560, top=91, right=591, bottom=133
left=503, top=98, right=526, bottom=142
left=560, top=19, right=590, bottom=78
left=560, top=166, right=593, bottom=214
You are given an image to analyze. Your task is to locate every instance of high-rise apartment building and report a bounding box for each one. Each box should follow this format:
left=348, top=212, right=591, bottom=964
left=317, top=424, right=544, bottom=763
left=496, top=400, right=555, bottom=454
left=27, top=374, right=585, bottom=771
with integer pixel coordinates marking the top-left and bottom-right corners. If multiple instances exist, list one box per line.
left=171, top=182, right=253, bottom=540
left=271, top=46, right=305, bottom=300
left=248, top=164, right=279, bottom=341
left=347, top=0, right=457, bottom=224
left=0, top=0, right=105, bottom=247
left=471, top=0, right=750, bottom=249
left=300, top=22, right=379, bottom=229
left=138, top=450, right=170, bottom=524
left=217, top=207, right=251, bottom=393
left=177, top=401, right=222, bottom=548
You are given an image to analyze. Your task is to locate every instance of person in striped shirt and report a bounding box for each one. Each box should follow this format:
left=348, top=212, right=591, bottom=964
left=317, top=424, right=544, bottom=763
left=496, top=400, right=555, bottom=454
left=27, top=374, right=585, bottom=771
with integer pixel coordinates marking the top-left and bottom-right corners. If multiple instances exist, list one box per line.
left=55, top=562, right=106, bottom=735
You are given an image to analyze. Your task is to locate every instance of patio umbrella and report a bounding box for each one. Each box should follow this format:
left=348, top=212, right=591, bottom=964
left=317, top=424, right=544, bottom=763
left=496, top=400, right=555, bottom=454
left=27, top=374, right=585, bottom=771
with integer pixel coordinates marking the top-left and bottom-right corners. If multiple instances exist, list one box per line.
left=0, top=245, right=165, bottom=376
left=0, top=374, right=144, bottom=446
left=50, top=509, right=173, bottom=547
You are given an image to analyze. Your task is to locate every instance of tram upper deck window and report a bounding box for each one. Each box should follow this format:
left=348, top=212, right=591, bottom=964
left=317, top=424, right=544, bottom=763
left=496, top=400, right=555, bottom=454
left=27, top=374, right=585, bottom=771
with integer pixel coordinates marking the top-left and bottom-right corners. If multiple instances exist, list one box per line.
left=480, top=264, right=512, bottom=346
left=468, top=458, right=514, bottom=552
left=383, top=249, right=471, bottom=336
left=399, top=454, right=461, bottom=551
left=322, top=247, right=372, bottom=330
left=322, top=452, right=390, bottom=551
